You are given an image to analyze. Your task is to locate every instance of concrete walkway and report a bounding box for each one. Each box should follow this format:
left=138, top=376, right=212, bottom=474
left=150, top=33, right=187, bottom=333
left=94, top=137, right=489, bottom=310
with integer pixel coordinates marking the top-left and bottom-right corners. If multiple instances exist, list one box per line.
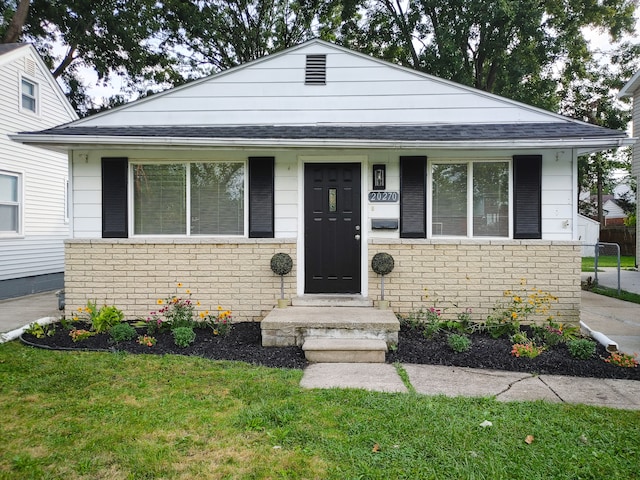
left=300, top=363, right=640, bottom=410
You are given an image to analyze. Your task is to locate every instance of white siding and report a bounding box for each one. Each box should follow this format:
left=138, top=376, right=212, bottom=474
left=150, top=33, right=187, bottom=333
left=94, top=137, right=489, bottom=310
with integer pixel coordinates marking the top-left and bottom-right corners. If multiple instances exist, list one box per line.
left=633, top=91, right=640, bottom=177
left=0, top=47, right=77, bottom=281
left=76, top=42, right=564, bottom=128
left=541, top=152, right=574, bottom=241
left=73, top=147, right=577, bottom=242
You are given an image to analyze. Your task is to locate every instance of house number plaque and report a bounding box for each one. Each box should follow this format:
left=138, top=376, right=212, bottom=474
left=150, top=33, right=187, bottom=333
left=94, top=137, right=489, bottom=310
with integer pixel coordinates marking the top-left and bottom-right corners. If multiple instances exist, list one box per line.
left=368, top=191, right=399, bottom=202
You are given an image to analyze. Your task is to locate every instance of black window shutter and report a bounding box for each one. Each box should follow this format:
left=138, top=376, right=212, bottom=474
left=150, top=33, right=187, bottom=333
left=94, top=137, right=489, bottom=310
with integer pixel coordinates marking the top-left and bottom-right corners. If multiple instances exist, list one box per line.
left=513, top=155, right=542, bottom=239
left=249, top=157, right=275, bottom=238
left=101, top=157, right=128, bottom=238
left=400, top=156, right=427, bottom=238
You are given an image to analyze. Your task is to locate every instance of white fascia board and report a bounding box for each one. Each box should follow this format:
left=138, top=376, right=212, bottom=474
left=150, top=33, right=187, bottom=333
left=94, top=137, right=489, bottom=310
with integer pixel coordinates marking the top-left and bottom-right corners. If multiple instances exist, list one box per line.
left=10, top=133, right=633, bottom=152
left=619, top=70, right=640, bottom=98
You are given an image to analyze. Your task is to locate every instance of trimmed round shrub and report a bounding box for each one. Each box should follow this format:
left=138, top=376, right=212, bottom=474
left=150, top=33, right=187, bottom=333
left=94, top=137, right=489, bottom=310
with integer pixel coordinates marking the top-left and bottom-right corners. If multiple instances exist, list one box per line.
left=567, top=338, right=596, bottom=360
left=172, top=326, right=196, bottom=348
left=270, top=253, right=293, bottom=276
left=109, top=323, right=137, bottom=343
left=371, top=252, right=394, bottom=276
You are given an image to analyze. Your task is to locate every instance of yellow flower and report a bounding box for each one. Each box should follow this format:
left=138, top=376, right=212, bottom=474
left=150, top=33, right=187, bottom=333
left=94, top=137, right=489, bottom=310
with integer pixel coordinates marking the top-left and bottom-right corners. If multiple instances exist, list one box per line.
left=196, top=301, right=201, bottom=306
left=177, top=283, right=183, bottom=287
left=77, top=307, right=82, bottom=312
left=185, top=289, right=191, bottom=294
left=514, top=296, right=521, bottom=303
left=511, top=312, right=518, bottom=319
left=217, top=305, right=223, bottom=311
left=205, top=311, right=209, bottom=316
left=157, top=299, right=163, bottom=305
left=199, top=312, right=205, bottom=319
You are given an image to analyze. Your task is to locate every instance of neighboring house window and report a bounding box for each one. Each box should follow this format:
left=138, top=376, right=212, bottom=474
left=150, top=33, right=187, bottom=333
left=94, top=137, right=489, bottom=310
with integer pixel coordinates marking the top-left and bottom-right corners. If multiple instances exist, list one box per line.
left=0, top=172, right=21, bottom=235
left=21, top=78, right=38, bottom=113
left=431, top=160, right=509, bottom=237
left=132, top=162, right=245, bottom=235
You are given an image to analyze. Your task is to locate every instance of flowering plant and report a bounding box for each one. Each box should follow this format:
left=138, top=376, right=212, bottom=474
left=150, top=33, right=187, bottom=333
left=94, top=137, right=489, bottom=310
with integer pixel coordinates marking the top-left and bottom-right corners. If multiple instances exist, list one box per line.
left=486, top=279, right=559, bottom=338
left=137, top=284, right=232, bottom=336
left=511, top=342, right=546, bottom=359
left=142, top=284, right=197, bottom=333
left=137, top=335, right=156, bottom=347
left=69, top=328, right=96, bottom=342
left=604, top=352, right=638, bottom=368
left=200, top=306, right=233, bottom=336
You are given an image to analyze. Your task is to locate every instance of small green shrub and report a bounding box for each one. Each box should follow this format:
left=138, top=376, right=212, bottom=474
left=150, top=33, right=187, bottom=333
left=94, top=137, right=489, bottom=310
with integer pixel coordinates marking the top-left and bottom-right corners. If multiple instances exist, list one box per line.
left=24, top=322, right=55, bottom=338
left=109, top=323, right=137, bottom=343
left=566, top=339, right=596, bottom=360
left=172, top=327, right=196, bottom=348
left=447, top=334, right=471, bottom=353
left=92, top=305, right=125, bottom=333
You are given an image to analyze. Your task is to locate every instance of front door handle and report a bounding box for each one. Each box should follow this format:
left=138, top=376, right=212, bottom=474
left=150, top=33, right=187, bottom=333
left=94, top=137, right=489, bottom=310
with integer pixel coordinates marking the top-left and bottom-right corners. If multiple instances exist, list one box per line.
left=355, top=234, right=361, bottom=241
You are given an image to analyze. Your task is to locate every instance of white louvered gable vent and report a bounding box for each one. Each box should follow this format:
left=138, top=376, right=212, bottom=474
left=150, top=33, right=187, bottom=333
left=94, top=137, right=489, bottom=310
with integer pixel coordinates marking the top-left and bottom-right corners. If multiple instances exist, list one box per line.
left=305, top=54, right=326, bottom=85
left=24, top=57, right=36, bottom=76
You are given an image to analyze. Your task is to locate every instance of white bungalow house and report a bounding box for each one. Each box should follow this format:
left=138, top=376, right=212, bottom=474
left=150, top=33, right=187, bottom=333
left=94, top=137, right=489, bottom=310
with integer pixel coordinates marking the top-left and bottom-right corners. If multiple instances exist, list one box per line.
left=12, top=40, right=632, bottom=326
left=0, top=44, right=77, bottom=299
left=619, top=75, right=640, bottom=267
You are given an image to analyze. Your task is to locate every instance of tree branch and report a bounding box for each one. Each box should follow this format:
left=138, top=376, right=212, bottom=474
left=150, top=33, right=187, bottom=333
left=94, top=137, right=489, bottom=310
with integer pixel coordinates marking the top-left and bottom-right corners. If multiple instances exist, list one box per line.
left=2, top=0, right=31, bottom=43
left=52, top=45, right=77, bottom=79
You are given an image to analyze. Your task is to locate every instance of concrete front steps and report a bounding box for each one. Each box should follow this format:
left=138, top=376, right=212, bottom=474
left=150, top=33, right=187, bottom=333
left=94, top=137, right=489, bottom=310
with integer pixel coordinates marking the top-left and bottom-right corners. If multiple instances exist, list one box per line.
left=261, top=295, right=399, bottom=363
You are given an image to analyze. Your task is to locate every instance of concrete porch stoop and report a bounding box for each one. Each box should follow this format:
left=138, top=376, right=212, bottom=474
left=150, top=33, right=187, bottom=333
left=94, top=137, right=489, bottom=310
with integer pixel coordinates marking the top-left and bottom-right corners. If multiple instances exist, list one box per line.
left=260, top=295, right=400, bottom=363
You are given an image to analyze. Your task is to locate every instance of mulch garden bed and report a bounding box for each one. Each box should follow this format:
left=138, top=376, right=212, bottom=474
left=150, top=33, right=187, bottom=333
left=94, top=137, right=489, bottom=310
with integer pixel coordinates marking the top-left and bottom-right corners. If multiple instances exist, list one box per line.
left=20, top=322, right=640, bottom=380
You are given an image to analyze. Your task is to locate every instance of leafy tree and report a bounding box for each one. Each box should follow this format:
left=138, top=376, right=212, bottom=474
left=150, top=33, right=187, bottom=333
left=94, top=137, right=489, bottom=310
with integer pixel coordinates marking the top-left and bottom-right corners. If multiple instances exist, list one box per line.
left=338, top=0, right=636, bottom=110
left=164, top=0, right=346, bottom=73
left=1, top=0, right=186, bottom=115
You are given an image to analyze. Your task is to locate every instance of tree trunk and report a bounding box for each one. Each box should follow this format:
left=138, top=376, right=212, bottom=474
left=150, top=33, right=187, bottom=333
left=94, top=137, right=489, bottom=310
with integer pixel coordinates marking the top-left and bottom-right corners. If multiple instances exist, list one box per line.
left=2, top=0, right=30, bottom=43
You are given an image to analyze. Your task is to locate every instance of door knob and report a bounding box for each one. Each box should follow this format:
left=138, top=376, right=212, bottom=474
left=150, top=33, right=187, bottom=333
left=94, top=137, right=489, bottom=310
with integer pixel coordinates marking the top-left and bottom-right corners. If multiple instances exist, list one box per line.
left=355, top=234, right=361, bottom=241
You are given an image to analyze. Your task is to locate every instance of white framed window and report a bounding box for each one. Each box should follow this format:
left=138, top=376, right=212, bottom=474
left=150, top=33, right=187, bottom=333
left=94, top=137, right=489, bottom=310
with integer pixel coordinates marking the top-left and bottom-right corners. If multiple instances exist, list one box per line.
left=131, top=161, right=246, bottom=236
left=429, top=160, right=511, bottom=238
left=0, top=171, right=22, bottom=235
left=20, top=77, right=38, bottom=114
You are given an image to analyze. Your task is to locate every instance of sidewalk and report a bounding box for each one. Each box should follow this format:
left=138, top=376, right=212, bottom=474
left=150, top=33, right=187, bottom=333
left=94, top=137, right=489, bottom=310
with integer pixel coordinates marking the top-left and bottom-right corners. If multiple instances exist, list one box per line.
left=300, top=363, right=640, bottom=410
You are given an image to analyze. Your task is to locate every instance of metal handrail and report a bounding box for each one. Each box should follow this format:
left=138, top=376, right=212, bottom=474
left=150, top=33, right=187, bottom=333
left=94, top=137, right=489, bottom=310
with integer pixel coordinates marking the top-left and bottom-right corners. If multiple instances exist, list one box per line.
left=594, top=242, right=621, bottom=295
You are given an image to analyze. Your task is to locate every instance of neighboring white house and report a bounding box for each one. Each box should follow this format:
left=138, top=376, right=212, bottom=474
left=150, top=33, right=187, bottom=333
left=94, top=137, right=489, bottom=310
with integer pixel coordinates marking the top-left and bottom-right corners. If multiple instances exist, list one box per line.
left=619, top=73, right=640, bottom=267
left=0, top=44, right=78, bottom=299
left=13, top=40, right=632, bottom=323
left=577, top=214, right=600, bottom=256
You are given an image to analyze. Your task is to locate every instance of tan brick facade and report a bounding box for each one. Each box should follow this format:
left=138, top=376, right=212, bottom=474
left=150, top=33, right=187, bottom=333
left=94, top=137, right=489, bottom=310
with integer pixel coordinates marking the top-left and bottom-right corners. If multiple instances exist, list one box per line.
left=64, top=239, right=297, bottom=322
left=65, top=238, right=581, bottom=325
left=368, top=240, right=582, bottom=324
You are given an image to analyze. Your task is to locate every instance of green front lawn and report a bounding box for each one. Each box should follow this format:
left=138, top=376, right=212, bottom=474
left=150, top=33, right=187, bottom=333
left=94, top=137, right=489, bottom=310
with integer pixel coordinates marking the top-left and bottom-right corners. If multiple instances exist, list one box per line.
left=1, top=342, right=639, bottom=479
left=582, top=255, right=636, bottom=271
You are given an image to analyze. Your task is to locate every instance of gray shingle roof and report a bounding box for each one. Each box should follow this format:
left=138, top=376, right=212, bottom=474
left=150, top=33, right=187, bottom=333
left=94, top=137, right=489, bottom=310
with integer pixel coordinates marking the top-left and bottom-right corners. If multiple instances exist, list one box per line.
left=0, top=43, right=27, bottom=56
left=24, top=122, right=625, bottom=141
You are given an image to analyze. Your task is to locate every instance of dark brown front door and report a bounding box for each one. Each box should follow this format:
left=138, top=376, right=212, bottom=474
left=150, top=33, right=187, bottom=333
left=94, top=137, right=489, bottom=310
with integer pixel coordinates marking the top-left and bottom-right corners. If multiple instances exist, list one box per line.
left=304, top=163, right=361, bottom=293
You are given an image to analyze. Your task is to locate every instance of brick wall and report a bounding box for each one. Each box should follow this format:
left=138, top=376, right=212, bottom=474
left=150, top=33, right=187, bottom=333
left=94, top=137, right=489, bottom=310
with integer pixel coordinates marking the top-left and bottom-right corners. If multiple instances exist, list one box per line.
left=368, top=239, right=582, bottom=324
left=65, top=238, right=581, bottom=325
left=64, top=239, right=296, bottom=322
